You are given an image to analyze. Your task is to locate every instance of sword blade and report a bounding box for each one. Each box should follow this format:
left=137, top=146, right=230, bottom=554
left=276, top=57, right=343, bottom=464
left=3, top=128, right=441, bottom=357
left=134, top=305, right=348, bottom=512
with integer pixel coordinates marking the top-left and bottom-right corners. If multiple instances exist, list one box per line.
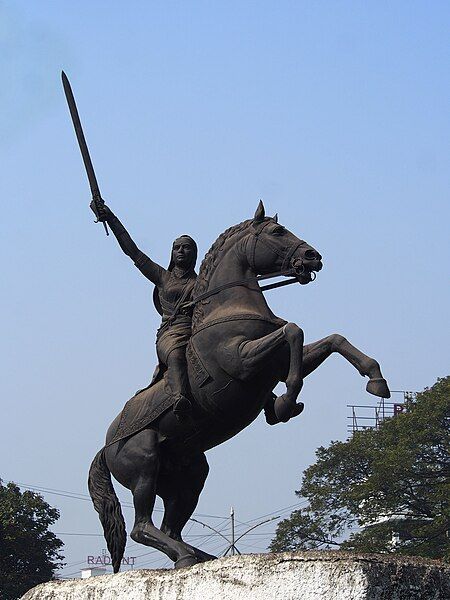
left=61, top=71, right=101, bottom=198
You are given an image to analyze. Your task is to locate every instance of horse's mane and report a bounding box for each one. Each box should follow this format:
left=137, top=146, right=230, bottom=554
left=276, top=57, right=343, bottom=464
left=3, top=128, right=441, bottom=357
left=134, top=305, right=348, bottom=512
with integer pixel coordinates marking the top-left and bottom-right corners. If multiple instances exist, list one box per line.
left=192, top=219, right=253, bottom=328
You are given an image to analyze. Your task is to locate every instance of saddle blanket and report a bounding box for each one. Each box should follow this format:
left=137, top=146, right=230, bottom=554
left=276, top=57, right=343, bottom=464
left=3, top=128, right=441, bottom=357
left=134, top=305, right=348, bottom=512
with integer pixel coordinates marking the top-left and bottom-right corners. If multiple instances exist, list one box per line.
left=106, top=380, right=174, bottom=446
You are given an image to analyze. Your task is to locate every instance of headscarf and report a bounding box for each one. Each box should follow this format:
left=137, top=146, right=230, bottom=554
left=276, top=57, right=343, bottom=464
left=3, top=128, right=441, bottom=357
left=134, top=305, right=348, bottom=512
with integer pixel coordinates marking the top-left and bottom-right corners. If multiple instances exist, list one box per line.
left=153, top=235, right=198, bottom=316
left=167, top=235, right=198, bottom=272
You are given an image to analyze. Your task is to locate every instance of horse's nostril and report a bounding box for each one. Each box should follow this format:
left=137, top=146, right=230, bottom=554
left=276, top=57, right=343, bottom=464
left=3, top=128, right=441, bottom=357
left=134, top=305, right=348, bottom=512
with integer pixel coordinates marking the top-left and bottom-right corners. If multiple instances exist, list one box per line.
left=304, top=250, right=317, bottom=260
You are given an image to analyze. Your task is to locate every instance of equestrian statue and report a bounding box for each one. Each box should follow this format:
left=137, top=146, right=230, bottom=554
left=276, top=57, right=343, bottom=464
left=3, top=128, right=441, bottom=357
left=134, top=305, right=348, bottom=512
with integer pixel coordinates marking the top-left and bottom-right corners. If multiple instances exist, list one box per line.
left=62, top=72, right=391, bottom=572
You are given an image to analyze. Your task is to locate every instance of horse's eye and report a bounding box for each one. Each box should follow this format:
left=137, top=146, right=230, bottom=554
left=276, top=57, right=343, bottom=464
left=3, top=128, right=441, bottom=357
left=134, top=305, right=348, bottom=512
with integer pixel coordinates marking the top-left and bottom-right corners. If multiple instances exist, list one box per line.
left=272, top=226, right=286, bottom=236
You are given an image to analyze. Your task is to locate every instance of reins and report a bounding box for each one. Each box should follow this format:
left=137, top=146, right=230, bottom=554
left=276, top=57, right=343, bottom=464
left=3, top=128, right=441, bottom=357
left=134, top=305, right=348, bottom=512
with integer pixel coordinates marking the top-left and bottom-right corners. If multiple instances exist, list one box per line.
left=183, top=268, right=298, bottom=309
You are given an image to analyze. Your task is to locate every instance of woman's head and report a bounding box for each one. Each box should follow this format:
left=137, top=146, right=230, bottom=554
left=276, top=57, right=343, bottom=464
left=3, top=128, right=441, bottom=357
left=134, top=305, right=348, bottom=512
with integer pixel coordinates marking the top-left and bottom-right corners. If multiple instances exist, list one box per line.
left=169, top=235, right=197, bottom=272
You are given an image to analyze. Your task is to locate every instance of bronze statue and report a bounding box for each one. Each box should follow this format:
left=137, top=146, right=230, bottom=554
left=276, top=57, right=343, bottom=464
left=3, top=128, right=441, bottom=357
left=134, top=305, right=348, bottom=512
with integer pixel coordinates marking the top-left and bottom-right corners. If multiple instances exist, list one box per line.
left=87, top=202, right=390, bottom=571
left=62, top=72, right=390, bottom=573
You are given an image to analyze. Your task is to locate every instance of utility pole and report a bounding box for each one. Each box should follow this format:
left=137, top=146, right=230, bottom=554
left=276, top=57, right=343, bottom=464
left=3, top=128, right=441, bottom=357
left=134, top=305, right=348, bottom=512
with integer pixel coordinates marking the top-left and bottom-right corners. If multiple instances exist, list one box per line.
left=230, top=506, right=236, bottom=556
left=223, top=508, right=279, bottom=556
left=191, top=509, right=279, bottom=557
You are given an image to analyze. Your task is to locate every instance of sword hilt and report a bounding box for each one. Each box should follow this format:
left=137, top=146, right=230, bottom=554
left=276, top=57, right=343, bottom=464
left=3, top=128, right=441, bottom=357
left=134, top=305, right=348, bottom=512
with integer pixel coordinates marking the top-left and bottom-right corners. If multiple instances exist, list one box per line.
left=90, top=196, right=109, bottom=236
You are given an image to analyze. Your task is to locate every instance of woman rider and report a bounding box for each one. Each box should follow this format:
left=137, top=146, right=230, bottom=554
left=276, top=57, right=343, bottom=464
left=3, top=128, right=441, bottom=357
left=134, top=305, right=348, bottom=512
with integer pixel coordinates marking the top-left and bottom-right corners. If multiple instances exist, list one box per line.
left=94, top=202, right=197, bottom=420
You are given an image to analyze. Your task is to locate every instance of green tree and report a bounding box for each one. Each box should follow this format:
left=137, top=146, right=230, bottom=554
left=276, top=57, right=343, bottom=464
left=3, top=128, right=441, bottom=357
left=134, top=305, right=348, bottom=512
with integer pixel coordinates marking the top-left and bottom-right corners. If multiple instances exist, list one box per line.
left=0, top=481, right=64, bottom=599
left=270, top=377, right=450, bottom=560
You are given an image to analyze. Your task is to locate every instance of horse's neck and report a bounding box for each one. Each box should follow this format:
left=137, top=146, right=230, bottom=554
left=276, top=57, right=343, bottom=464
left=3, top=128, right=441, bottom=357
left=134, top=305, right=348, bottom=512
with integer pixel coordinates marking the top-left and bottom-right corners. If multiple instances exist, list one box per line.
left=201, top=240, right=273, bottom=321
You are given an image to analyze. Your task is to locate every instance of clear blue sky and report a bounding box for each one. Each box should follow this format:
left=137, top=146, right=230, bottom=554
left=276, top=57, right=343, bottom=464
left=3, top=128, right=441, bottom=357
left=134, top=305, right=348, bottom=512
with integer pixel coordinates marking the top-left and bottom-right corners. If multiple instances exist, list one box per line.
left=1, top=0, right=449, bottom=576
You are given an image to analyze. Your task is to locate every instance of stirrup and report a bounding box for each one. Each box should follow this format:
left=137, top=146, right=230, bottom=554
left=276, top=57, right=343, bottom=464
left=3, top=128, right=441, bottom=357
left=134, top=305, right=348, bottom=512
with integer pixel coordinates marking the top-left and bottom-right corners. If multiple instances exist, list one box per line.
left=173, top=395, right=192, bottom=417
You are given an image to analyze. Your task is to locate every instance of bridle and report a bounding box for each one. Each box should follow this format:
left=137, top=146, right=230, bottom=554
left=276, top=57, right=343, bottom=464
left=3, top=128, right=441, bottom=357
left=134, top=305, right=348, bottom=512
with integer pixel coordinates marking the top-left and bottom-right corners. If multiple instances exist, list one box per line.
left=183, top=220, right=309, bottom=310
left=247, top=219, right=308, bottom=272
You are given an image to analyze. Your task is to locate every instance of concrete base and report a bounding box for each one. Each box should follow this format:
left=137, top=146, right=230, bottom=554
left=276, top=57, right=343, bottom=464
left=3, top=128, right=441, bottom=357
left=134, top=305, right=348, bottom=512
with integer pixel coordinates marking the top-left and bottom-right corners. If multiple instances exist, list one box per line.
left=22, top=552, right=449, bottom=600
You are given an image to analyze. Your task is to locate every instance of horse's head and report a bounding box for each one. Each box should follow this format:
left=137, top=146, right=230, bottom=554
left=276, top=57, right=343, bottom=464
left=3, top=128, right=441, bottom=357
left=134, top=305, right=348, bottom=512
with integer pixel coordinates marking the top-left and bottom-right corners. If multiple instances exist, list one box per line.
left=247, top=201, right=323, bottom=284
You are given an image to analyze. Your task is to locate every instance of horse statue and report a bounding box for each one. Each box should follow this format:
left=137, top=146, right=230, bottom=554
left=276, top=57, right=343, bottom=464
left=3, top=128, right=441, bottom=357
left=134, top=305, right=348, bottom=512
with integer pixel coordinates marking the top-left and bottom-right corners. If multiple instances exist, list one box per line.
left=88, top=201, right=390, bottom=571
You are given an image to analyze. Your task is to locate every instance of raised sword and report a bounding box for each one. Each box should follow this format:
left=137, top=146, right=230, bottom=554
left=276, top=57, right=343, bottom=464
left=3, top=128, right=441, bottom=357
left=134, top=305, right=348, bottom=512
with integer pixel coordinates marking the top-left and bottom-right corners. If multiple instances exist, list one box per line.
left=61, top=71, right=109, bottom=235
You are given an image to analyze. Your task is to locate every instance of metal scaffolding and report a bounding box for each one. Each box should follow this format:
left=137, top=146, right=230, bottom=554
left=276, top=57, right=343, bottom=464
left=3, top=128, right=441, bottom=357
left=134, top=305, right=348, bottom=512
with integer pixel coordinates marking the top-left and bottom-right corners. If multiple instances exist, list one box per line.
left=347, top=391, right=416, bottom=435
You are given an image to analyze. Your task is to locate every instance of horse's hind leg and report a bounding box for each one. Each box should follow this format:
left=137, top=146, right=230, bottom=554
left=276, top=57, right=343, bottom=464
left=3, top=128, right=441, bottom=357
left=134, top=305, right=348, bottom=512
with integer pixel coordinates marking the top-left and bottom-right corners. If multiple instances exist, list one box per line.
left=115, top=428, right=200, bottom=567
left=302, top=334, right=390, bottom=397
left=158, top=453, right=216, bottom=564
left=225, top=323, right=304, bottom=422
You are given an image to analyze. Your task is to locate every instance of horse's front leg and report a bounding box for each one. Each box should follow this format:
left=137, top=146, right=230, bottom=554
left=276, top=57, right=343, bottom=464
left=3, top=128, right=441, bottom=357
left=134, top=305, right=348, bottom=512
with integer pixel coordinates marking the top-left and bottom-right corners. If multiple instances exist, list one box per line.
left=223, top=323, right=304, bottom=423
left=272, top=323, right=305, bottom=422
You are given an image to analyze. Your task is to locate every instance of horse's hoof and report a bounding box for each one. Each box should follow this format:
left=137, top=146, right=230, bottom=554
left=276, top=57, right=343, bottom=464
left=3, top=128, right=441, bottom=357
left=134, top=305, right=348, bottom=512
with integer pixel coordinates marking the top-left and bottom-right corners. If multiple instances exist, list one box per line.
left=292, top=402, right=304, bottom=418
left=266, top=399, right=303, bottom=425
left=366, top=378, right=391, bottom=398
left=274, top=395, right=296, bottom=423
left=196, top=551, right=217, bottom=563
left=264, top=399, right=278, bottom=425
left=175, top=555, right=200, bottom=569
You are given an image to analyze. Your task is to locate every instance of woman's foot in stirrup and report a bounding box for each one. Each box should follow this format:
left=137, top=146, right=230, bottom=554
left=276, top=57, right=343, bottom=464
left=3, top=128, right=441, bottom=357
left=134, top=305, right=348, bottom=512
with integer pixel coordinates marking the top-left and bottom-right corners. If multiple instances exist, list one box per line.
left=173, top=394, right=192, bottom=421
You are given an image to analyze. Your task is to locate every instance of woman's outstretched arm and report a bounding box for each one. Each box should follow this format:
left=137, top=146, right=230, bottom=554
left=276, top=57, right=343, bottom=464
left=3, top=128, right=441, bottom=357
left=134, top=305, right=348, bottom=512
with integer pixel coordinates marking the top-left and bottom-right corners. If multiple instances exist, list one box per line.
left=94, top=202, right=165, bottom=285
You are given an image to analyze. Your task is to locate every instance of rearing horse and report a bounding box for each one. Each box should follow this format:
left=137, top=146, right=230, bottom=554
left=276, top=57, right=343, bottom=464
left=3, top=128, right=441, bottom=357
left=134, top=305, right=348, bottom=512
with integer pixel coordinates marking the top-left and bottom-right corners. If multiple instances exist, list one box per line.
left=88, top=202, right=390, bottom=571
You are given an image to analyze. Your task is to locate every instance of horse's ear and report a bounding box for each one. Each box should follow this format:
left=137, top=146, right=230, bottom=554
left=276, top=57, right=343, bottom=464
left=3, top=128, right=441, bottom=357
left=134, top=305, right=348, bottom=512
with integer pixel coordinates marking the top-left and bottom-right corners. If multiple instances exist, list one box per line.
left=253, top=200, right=265, bottom=224
left=273, top=213, right=278, bottom=223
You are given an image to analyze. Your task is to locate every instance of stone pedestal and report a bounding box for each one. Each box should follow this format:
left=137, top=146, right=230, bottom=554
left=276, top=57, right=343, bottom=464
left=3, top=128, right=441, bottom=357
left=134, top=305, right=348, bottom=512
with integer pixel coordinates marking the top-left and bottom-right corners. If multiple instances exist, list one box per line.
left=22, top=552, right=449, bottom=600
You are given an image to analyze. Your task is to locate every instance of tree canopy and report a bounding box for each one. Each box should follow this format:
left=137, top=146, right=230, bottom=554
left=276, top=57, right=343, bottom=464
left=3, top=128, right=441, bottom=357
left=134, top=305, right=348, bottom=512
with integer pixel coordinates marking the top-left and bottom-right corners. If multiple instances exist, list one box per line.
left=0, top=481, right=64, bottom=599
left=270, top=376, right=450, bottom=560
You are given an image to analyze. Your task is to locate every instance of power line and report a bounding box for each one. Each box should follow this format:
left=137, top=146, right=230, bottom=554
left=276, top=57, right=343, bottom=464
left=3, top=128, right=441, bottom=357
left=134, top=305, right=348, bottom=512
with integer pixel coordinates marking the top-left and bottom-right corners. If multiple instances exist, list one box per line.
left=238, top=500, right=308, bottom=524
left=15, top=482, right=228, bottom=519
left=56, top=501, right=304, bottom=550
left=14, top=482, right=307, bottom=527
left=55, top=532, right=104, bottom=536
left=52, top=495, right=308, bottom=577
left=57, top=517, right=232, bottom=573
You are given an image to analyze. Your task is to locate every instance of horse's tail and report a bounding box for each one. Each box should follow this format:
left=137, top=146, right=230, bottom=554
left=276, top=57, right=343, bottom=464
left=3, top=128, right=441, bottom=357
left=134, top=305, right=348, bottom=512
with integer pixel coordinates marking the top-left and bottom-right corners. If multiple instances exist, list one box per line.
left=88, top=448, right=126, bottom=573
